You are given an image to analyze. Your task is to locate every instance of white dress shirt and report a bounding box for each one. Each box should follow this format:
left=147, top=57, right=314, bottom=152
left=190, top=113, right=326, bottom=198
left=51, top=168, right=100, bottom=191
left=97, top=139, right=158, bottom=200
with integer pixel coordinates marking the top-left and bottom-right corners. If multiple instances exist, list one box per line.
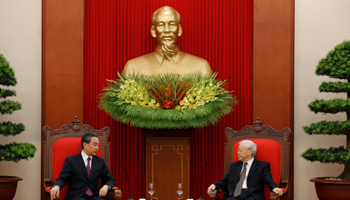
left=242, top=157, right=254, bottom=189
left=81, top=151, right=92, bottom=168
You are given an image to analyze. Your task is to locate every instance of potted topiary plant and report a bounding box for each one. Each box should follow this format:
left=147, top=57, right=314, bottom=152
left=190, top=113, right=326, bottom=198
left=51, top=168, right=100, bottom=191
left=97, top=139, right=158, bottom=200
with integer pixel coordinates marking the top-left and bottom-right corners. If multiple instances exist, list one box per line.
left=0, top=54, right=37, bottom=200
left=301, top=40, right=350, bottom=200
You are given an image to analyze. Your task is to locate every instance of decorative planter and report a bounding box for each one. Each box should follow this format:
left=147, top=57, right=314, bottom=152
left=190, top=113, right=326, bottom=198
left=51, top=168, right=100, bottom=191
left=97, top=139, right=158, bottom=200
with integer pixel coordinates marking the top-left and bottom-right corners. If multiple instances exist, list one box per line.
left=0, top=176, right=23, bottom=200
left=310, top=177, right=350, bottom=200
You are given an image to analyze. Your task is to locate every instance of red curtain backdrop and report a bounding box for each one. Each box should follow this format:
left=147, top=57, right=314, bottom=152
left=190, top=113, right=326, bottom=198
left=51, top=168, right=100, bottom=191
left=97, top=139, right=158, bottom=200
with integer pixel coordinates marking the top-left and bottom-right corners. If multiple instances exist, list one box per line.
left=84, top=0, right=253, bottom=199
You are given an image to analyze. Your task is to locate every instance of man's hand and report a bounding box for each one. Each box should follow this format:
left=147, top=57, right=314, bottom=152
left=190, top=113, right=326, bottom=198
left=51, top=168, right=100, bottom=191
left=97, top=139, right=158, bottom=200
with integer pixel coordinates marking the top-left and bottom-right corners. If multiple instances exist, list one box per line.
left=99, top=185, right=110, bottom=197
left=50, top=185, right=60, bottom=200
left=272, top=187, right=283, bottom=196
left=207, top=184, right=216, bottom=195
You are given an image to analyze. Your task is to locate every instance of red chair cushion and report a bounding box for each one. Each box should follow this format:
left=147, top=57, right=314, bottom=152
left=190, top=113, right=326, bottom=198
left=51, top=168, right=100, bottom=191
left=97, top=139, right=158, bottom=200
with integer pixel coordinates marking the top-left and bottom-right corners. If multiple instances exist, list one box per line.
left=232, top=139, right=281, bottom=199
left=52, top=137, right=102, bottom=199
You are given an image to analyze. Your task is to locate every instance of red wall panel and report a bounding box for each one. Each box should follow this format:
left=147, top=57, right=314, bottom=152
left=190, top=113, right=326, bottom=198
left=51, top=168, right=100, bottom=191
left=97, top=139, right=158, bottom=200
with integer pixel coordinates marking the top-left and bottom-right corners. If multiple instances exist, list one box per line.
left=84, top=1, right=253, bottom=199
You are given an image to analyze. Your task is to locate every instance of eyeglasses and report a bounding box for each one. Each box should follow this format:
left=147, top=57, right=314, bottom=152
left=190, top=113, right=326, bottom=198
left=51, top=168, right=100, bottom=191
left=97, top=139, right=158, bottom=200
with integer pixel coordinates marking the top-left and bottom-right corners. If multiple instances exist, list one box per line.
left=237, top=148, right=248, bottom=153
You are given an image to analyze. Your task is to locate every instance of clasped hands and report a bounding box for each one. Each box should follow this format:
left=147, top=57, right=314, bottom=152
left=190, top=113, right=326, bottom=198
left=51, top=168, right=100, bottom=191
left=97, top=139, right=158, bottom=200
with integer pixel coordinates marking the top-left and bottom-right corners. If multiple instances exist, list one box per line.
left=50, top=185, right=110, bottom=200
left=206, top=184, right=284, bottom=196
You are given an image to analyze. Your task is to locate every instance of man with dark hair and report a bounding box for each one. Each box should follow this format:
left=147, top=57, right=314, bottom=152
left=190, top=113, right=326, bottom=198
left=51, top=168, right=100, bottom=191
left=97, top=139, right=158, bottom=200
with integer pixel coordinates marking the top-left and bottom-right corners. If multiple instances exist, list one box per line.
left=50, top=132, right=116, bottom=200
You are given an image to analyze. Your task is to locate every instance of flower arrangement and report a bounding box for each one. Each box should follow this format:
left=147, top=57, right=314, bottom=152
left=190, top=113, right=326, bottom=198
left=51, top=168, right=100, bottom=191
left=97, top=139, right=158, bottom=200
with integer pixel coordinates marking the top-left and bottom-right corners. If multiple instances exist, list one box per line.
left=99, top=73, right=237, bottom=129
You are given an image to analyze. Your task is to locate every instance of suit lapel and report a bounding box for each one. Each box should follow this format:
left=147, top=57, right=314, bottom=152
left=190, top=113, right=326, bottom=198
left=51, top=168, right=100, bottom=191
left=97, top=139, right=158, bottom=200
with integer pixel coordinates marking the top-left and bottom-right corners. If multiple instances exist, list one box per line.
left=247, top=159, right=258, bottom=179
left=76, top=154, right=89, bottom=180
left=235, top=162, right=243, bottom=178
left=90, top=156, right=98, bottom=179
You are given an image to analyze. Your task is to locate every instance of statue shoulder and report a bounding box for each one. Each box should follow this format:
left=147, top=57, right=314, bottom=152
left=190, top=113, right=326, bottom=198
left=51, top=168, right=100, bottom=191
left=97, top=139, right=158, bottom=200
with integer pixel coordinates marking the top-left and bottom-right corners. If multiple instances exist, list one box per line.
left=122, top=52, right=156, bottom=75
left=181, top=52, right=209, bottom=64
left=126, top=52, right=156, bottom=64
left=180, top=52, right=213, bottom=76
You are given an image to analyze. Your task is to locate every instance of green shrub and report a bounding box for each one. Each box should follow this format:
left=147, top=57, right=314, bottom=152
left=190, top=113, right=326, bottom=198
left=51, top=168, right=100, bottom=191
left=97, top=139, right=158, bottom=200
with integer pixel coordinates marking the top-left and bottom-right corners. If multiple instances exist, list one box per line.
left=302, top=40, right=350, bottom=180
left=0, top=122, right=25, bottom=136
left=0, top=54, right=36, bottom=162
left=0, top=143, right=36, bottom=162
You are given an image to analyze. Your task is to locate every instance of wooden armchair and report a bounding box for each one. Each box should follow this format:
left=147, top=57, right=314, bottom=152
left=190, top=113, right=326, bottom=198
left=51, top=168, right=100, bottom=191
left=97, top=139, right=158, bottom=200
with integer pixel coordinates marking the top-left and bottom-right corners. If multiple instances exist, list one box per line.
left=42, top=116, right=122, bottom=200
left=209, top=118, right=291, bottom=200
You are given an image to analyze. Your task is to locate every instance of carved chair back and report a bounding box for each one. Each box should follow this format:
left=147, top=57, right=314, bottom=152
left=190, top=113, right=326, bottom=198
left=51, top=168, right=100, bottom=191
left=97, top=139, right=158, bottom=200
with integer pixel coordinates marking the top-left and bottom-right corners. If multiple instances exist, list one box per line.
left=42, top=116, right=111, bottom=199
left=224, top=118, right=291, bottom=200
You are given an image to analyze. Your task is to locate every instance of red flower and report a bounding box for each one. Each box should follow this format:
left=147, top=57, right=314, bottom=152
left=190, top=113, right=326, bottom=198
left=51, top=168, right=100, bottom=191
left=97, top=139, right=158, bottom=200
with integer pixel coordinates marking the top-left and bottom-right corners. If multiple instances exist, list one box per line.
left=161, top=100, right=172, bottom=109
left=165, top=87, right=170, bottom=97
left=145, top=79, right=193, bottom=109
left=152, top=94, right=159, bottom=99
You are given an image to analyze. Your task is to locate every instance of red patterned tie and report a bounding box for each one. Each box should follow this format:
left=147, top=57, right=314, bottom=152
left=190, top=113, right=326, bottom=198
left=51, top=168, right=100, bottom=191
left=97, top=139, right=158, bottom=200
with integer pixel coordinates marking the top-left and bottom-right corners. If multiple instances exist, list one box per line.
left=86, top=157, right=93, bottom=196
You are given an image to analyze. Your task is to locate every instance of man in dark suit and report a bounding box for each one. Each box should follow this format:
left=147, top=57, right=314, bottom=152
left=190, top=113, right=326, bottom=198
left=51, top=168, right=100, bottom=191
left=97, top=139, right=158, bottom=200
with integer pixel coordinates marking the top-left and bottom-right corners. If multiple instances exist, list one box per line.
left=50, top=132, right=116, bottom=200
left=207, top=140, right=283, bottom=200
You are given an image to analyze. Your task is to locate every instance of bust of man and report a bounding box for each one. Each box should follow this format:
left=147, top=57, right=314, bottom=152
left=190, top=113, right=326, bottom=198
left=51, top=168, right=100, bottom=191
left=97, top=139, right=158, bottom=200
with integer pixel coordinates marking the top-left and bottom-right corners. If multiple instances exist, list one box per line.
left=121, top=6, right=213, bottom=77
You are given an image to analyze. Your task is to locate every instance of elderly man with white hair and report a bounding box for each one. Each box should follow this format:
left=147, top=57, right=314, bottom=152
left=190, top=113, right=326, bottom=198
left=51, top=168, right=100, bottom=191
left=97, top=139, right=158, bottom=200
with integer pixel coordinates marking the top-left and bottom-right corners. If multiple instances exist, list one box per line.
left=207, top=140, right=283, bottom=200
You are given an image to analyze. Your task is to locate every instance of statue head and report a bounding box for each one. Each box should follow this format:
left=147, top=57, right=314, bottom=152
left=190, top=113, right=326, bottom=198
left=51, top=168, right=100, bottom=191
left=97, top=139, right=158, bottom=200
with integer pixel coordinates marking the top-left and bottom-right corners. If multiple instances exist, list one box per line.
left=151, top=6, right=183, bottom=50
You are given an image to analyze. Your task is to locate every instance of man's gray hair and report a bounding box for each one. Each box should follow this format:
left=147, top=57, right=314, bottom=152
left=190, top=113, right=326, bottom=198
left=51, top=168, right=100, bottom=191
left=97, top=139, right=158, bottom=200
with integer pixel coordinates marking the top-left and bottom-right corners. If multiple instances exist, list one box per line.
left=239, top=140, right=257, bottom=157
left=151, top=6, right=181, bottom=25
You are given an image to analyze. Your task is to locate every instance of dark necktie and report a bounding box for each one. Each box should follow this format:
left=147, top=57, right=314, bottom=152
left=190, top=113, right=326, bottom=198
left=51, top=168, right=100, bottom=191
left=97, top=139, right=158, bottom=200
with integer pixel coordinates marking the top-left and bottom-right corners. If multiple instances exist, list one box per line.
left=234, top=162, right=248, bottom=197
left=86, top=157, right=93, bottom=196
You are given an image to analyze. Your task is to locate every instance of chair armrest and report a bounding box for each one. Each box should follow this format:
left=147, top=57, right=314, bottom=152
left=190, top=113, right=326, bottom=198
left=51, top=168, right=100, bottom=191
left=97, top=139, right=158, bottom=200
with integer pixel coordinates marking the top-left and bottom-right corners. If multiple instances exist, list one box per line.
left=209, top=188, right=228, bottom=200
left=44, top=187, right=60, bottom=200
left=44, top=178, right=52, bottom=192
left=44, top=179, right=60, bottom=200
left=270, top=180, right=288, bottom=200
left=208, top=190, right=217, bottom=200
left=110, top=186, right=122, bottom=200
left=45, top=187, right=51, bottom=193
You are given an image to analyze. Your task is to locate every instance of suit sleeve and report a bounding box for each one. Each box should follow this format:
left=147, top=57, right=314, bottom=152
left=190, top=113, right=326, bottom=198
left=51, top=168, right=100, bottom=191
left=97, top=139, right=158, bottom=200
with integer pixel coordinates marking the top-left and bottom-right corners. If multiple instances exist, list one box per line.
left=213, top=163, right=234, bottom=192
left=53, top=157, right=71, bottom=189
left=100, top=159, right=116, bottom=188
left=214, top=173, right=229, bottom=192
left=261, top=162, right=278, bottom=191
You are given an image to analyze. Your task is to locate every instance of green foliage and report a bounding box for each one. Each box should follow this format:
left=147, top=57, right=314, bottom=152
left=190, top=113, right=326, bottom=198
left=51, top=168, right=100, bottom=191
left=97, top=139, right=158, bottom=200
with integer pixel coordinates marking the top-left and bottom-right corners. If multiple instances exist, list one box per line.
left=308, top=98, right=350, bottom=114
left=100, top=73, right=237, bottom=129
left=302, top=147, right=350, bottom=164
left=0, top=122, right=25, bottom=136
left=315, top=40, right=350, bottom=79
left=101, top=100, right=234, bottom=129
left=0, top=53, right=36, bottom=162
left=319, top=82, right=350, bottom=93
left=303, top=120, right=350, bottom=135
left=0, top=100, right=22, bottom=114
left=0, top=89, right=16, bottom=98
left=302, top=40, right=350, bottom=180
left=0, top=54, right=17, bottom=86
left=0, top=143, right=37, bottom=162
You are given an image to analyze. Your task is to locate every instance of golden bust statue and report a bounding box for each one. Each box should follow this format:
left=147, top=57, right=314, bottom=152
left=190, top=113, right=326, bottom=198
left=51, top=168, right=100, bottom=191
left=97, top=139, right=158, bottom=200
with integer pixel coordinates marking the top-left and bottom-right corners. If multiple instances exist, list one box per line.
left=121, top=6, right=213, bottom=77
